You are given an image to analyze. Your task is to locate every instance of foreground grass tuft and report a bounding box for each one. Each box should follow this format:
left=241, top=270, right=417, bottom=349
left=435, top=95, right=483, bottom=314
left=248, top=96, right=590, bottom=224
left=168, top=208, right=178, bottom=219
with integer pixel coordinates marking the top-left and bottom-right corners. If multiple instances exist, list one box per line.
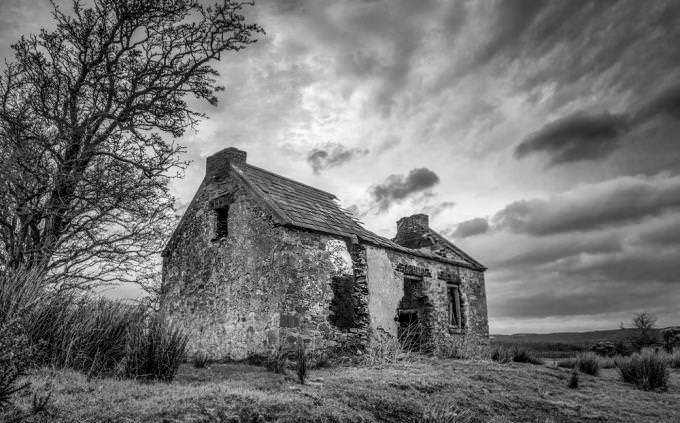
left=422, top=402, right=475, bottom=423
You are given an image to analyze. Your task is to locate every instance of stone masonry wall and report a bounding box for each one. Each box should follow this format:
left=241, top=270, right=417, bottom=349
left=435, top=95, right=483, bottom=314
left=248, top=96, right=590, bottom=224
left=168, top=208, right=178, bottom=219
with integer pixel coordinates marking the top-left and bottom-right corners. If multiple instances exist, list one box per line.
left=161, top=172, right=357, bottom=360
left=364, top=244, right=488, bottom=354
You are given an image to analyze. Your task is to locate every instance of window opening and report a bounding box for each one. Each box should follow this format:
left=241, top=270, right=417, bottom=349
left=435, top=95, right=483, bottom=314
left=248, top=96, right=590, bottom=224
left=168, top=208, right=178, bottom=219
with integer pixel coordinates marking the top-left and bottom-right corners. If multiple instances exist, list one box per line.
left=448, top=284, right=462, bottom=328
left=214, top=206, right=229, bottom=239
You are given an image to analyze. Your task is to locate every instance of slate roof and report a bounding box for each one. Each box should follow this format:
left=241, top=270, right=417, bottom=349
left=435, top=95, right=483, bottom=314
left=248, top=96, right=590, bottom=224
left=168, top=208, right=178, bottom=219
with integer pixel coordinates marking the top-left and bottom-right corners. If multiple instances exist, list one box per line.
left=231, top=163, right=485, bottom=270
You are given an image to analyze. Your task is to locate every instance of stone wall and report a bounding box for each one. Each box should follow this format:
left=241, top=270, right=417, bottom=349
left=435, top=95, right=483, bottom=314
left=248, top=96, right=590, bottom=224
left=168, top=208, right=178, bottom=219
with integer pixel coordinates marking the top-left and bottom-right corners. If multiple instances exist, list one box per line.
left=161, top=172, right=357, bottom=360
left=364, top=244, right=488, bottom=352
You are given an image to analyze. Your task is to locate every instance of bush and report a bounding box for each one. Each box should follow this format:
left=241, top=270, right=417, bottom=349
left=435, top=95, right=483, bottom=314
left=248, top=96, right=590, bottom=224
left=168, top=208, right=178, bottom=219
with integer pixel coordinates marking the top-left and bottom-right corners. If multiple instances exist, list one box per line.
left=490, top=346, right=512, bottom=364
left=576, top=352, right=600, bottom=376
left=192, top=352, right=210, bottom=369
left=511, top=347, right=544, bottom=365
left=667, top=350, right=680, bottom=369
left=567, top=370, right=579, bottom=389
left=661, top=327, right=680, bottom=353
left=123, top=314, right=189, bottom=382
left=0, top=322, right=32, bottom=410
left=265, top=345, right=287, bottom=374
left=616, top=352, right=669, bottom=391
left=591, top=341, right=616, bottom=357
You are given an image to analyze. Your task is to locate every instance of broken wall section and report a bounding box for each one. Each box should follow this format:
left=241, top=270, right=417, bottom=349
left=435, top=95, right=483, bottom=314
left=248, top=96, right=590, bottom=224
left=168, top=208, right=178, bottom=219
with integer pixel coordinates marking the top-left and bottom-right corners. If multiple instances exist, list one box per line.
left=364, top=244, right=488, bottom=355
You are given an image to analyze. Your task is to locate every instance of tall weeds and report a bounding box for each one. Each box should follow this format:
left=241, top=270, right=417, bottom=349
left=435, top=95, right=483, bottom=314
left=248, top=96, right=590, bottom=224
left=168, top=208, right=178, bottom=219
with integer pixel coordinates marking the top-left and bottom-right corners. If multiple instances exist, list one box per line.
left=0, top=267, right=45, bottom=409
left=616, top=351, right=669, bottom=391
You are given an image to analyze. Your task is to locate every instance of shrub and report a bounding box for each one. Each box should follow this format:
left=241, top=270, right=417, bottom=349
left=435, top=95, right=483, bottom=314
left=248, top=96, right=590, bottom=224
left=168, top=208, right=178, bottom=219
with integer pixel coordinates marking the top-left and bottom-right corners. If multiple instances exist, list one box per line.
left=490, top=346, right=512, bottom=364
left=616, top=352, right=669, bottom=391
left=661, top=327, right=680, bottom=353
left=265, top=345, right=287, bottom=374
left=591, top=341, right=616, bottom=357
left=192, top=352, right=210, bottom=369
left=512, top=347, right=544, bottom=365
left=576, top=352, right=600, bottom=376
left=567, top=370, right=579, bottom=389
left=296, top=341, right=308, bottom=385
left=123, top=314, right=189, bottom=382
left=667, top=350, right=680, bottom=369
left=0, top=322, right=31, bottom=410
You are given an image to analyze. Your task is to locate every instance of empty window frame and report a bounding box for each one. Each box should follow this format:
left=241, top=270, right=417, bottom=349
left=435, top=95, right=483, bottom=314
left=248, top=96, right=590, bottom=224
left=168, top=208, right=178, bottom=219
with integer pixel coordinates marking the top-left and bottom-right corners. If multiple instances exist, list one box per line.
left=214, top=206, right=229, bottom=239
left=447, top=284, right=462, bottom=328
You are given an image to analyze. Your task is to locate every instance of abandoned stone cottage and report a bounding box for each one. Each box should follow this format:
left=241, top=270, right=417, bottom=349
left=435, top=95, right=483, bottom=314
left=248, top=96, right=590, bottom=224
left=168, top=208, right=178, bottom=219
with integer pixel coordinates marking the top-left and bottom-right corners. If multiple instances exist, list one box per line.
left=161, top=147, right=489, bottom=360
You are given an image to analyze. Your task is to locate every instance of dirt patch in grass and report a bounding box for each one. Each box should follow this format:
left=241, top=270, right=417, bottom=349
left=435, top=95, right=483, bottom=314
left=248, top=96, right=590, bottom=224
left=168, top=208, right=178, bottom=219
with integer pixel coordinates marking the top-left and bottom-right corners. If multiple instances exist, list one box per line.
left=9, top=358, right=680, bottom=422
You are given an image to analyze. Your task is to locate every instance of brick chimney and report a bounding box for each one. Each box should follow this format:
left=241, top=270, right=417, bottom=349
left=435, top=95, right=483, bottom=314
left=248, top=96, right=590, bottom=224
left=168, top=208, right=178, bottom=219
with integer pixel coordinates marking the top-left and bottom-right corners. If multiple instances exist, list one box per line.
left=206, top=147, right=247, bottom=179
left=395, top=214, right=431, bottom=249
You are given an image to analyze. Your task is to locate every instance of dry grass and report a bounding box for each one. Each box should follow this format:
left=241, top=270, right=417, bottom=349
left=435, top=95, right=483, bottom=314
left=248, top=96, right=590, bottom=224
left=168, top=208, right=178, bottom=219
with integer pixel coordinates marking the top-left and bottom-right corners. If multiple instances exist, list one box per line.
left=5, top=358, right=679, bottom=422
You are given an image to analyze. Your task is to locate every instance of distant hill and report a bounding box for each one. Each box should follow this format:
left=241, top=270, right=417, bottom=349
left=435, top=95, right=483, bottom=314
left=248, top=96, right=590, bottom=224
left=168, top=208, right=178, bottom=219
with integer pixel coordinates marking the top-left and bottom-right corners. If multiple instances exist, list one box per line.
left=491, top=328, right=641, bottom=346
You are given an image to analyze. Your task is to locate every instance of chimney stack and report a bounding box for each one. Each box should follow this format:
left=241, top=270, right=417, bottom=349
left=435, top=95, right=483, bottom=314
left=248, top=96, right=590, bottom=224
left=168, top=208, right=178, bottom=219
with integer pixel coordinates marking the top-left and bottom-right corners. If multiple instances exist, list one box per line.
left=206, top=147, right=247, bottom=179
left=395, top=214, right=431, bottom=249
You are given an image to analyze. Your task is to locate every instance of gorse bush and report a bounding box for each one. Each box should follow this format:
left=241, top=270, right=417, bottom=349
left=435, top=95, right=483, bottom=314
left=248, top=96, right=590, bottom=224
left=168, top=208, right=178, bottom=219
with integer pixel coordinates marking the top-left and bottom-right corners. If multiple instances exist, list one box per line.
left=616, top=351, right=669, bottom=391
left=576, top=352, right=600, bottom=376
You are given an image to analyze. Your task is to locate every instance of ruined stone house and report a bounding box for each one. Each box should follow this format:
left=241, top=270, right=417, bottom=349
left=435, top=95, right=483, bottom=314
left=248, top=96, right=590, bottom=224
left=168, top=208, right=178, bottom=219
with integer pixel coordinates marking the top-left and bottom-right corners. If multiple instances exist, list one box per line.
left=161, top=147, right=489, bottom=360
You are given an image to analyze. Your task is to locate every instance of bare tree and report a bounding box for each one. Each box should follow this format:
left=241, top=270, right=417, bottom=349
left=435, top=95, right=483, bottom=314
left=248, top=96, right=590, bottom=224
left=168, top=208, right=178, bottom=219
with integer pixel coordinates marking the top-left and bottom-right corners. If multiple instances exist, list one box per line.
left=0, top=0, right=263, bottom=289
left=631, top=311, right=658, bottom=349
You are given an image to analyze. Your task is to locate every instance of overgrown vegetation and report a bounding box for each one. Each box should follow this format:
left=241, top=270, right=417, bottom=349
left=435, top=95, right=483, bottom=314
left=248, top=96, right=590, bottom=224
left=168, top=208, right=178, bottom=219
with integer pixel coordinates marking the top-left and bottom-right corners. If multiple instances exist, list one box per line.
left=192, top=352, right=210, bottom=369
left=296, top=341, right=308, bottom=385
left=567, top=370, right=579, bottom=389
left=510, top=347, right=544, bottom=365
left=0, top=267, right=189, bottom=415
left=0, top=268, right=45, bottom=411
left=576, top=352, right=600, bottom=376
left=616, top=351, right=669, bottom=392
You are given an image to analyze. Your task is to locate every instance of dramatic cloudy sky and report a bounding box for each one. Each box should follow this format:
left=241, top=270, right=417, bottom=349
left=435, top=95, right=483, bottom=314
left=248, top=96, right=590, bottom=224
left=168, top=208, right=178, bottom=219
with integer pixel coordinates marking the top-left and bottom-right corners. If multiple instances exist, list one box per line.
left=2, top=0, right=679, bottom=334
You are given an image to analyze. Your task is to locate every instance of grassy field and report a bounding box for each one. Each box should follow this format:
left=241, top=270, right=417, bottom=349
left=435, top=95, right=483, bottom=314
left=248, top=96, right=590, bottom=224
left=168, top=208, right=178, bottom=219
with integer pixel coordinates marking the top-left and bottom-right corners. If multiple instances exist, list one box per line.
left=10, top=358, right=680, bottom=423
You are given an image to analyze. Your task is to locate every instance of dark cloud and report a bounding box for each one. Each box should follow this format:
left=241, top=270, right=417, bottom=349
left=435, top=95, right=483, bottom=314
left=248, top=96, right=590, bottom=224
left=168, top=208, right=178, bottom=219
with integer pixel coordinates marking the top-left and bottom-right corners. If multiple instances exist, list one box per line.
left=306, top=143, right=369, bottom=174
left=370, top=168, right=440, bottom=212
left=472, top=0, right=546, bottom=68
left=633, top=84, right=680, bottom=124
left=514, top=113, right=630, bottom=166
left=452, top=217, right=489, bottom=239
left=492, top=280, right=680, bottom=319
left=633, top=215, right=680, bottom=247
left=492, top=233, right=622, bottom=270
left=493, top=175, right=680, bottom=236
